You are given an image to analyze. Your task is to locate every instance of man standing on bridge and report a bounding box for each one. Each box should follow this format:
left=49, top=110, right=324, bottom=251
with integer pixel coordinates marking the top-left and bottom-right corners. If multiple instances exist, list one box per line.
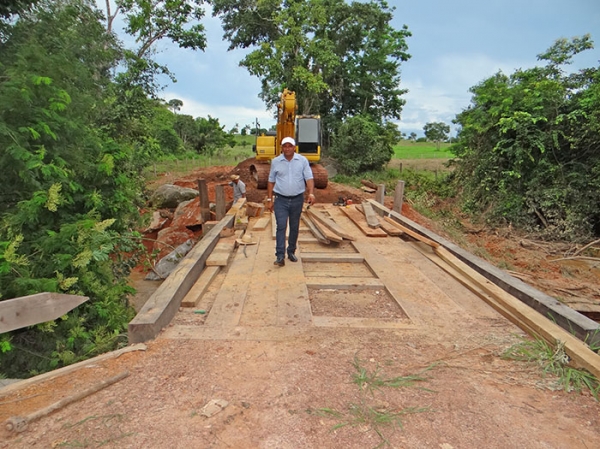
left=266, top=137, right=315, bottom=266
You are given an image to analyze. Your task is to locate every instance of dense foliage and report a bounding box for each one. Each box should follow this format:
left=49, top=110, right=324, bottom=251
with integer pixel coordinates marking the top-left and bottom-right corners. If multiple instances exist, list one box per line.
left=0, top=0, right=218, bottom=377
left=329, top=115, right=395, bottom=175
left=451, top=36, right=600, bottom=240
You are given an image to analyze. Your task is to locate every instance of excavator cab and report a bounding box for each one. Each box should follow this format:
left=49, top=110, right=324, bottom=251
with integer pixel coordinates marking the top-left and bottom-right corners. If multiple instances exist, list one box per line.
left=296, top=116, right=321, bottom=164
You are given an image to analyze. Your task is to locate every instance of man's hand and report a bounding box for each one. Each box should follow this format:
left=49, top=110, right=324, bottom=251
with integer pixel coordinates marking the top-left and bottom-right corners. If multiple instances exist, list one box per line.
left=307, top=193, right=315, bottom=206
left=266, top=198, right=274, bottom=212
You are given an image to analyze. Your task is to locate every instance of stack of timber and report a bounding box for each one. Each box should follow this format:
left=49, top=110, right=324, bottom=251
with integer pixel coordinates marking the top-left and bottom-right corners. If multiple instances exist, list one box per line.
left=302, top=208, right=355, bottom=244
left=404, top=228, right=600, bottom=380
left=339, top=204, right=387, bottom=237
left=360, top=179, right=377, bottom=193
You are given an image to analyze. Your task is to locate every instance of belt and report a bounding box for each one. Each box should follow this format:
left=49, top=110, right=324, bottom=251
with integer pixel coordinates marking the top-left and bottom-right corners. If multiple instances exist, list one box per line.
left=274, top=192, right=304, bottom=199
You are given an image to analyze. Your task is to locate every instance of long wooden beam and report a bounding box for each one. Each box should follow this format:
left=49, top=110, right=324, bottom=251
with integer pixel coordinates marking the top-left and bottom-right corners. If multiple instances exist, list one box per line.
left=367, top=199, right=600, bottom=347
left=435, top=246, right=600, bottom=379
left=128, top=213, right=235, bottom=343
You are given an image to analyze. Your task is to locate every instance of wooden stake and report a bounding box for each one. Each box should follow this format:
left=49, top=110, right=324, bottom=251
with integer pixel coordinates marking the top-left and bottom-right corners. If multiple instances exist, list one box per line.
left=393, top=180, right=405, bottom=214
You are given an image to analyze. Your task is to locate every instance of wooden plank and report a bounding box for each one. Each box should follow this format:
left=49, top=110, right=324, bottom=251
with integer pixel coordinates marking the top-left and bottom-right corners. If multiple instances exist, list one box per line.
left=0, top=344, right=147, bottom=399
left=204, top=241, right=259, bottom=328
left=298, top=236, right=319, bottom=244
left=304, top=211, right=342, bottom=243
left=181, top=266, right=220, bottom=308
left=305, top=277, right=385, bottom=290
left=304, top=261, right=374, bottom=278
left=435, top=246, right=600, bottom=380
left=415, top=245, right=539, bottom=337
left=128, top=214, right=235, bottom=343
left=205, top=239, right=236, bottom=266
left=355, top=204, right=402, bottom=236
left=215, top=184, right=226, bottom=220
left=252, top=215, right=271, bottom=231
left=0, top=293, right=88, bottom=333
left=313, top=316, right=416, bottom=329
left=383, top=216, right=439, bottom=247
left=339, top=206, right=388, bottom=237
left=361, top=202, right=381, bottom=228
left=379, top=219, right=404, bottom=236
left=206, top=252, right=230, bottom=266
left=301, top=215, right=330, bottom=244
left=276, top=253, right=313, bottom=327
left=300, top=253, right=364, bottom=263
left=307, top=209, right=355, bottom=241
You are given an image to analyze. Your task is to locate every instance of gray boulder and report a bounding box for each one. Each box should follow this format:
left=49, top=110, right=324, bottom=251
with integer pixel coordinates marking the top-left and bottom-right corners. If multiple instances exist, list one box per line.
left=150, top=184, right=198, bottom=208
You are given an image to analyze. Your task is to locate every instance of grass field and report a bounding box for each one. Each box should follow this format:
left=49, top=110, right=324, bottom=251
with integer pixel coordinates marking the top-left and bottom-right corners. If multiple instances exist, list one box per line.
left=144, top=137, right=455, bottom=181
left=392, top=141, right=453, bottom=159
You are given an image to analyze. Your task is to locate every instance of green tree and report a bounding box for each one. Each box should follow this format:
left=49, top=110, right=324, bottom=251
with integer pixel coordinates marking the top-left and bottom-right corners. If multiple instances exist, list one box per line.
left=167, top=98, right=183, bottom=114
left=212, top=0, right=410, bottom=125
left=423, top=121, right=450, bottom=149
left=451, top=35, right=599, bottom=239
left=329, top=115, right=394, bottom=175
left=114, top=0, right=207, bottom=57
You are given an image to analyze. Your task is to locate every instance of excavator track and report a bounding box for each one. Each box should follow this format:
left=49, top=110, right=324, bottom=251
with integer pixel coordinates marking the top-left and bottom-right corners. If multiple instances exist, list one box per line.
left=310, top=164, right=328, bottom=189
left=250, top=163, right=271, bottom=189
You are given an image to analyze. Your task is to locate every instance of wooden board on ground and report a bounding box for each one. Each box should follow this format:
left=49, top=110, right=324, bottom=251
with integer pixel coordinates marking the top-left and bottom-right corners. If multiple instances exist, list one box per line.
left=361, top=202, right=380, bottom=228
left=205, top=239, right=237, bottom=267
left=339, top=207, right=387, bottom=237
left=378, top=219, right=404, bottom=236
left=306, top=216, right=343, bottom=243
left=301, top=215, right=330, bottom=244
left=300, top=253, right=364, bottom=263
left=383, top=216, right=439, bottom=247
left=306, top=209, right=355, bottom=241
left=303, top=262, right=374, bottom=278
left=181, top=266, right=220, bottom=308
left=305, top=277, right=385, bottom=290
left=252, top=214, right=271, bottom=231
left=355, top=204, right=403, bottom=236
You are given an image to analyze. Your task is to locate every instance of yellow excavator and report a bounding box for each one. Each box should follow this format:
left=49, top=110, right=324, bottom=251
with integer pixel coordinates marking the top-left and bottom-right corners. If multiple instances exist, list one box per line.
left=251, top=89, right=328, bottom=189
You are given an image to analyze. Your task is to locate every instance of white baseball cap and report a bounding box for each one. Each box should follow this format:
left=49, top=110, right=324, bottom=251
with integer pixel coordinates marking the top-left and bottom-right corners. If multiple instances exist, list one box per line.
left=281, top=137, right=295, bottom=146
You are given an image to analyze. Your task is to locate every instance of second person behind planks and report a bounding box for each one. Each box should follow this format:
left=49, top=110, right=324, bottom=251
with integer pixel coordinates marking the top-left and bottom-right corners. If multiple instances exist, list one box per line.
left=229, top=174, right=246, bottom=203
left=266, top=137, right=315, bottom=266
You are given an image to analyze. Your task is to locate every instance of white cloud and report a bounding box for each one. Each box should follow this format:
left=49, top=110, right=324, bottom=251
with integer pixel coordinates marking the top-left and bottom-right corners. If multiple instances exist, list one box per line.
left=163, top=93, right=276, bottom=130
left=399, top=53, right=534, bottom=135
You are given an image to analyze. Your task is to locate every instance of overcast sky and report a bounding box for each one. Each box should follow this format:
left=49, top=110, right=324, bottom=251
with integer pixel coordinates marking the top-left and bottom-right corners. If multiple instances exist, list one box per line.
left=108, top=1, right=600, bottom=137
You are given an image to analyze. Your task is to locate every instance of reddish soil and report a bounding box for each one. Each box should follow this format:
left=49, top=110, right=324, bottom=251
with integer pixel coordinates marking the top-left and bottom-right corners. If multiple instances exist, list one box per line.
left=2, top=160, right=600, bottom=448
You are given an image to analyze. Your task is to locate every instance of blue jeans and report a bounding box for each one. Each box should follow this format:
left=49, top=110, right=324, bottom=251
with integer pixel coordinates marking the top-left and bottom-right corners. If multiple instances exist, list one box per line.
left=273, top=194, right=304, bottom=259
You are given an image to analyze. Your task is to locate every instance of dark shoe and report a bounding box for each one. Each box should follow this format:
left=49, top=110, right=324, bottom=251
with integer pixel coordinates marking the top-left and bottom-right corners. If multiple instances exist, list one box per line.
left=274, top=258, right=285, bottom=267
left=287, top=253, right=298, bottom=262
